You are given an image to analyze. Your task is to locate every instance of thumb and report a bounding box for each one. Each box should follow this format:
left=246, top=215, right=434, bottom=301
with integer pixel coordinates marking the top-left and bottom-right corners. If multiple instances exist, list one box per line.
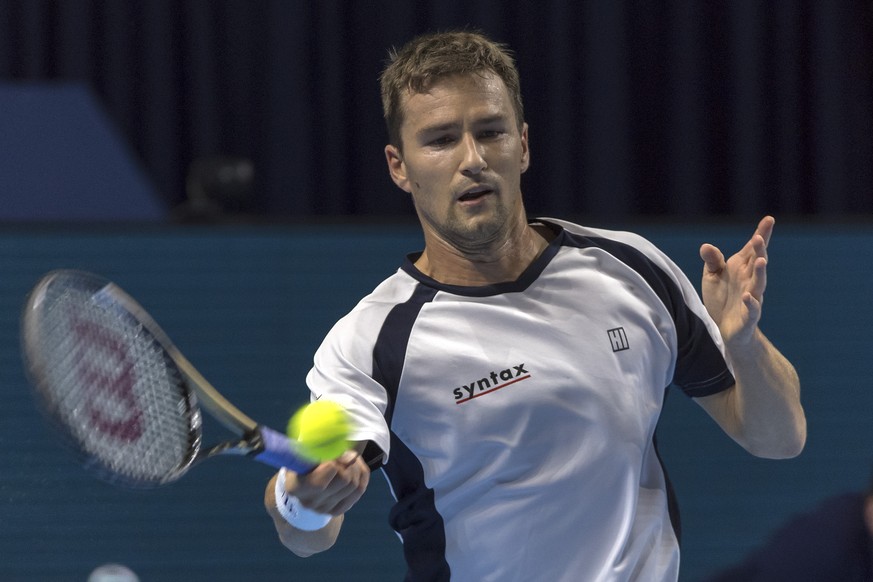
left=743, top=291, right=763, bottom=324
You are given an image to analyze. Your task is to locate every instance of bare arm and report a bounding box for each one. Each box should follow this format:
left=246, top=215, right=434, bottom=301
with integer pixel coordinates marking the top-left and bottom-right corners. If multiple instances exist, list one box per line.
left=264, top=444, right=371, bottom=557
left=694, top=216, right=806, bottom=459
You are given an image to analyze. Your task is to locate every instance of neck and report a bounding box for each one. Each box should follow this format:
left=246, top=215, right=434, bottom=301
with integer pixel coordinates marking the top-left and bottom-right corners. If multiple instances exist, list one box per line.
left=415, top=221, right=553, bottom=286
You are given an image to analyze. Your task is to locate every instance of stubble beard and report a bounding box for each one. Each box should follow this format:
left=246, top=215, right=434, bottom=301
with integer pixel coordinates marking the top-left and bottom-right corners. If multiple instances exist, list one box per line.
left=437, top=197, right=514, bottom=256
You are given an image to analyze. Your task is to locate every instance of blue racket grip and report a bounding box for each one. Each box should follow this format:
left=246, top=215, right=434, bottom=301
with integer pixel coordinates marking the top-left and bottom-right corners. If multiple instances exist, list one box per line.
left=254, top=426, right=316, bottom=475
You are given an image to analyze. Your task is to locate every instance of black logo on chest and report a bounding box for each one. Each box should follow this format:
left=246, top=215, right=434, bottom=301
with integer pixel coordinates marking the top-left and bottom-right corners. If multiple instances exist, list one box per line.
left=607, top=327, right=630, bottom=352
left=452, top=364, right=531, bottom=404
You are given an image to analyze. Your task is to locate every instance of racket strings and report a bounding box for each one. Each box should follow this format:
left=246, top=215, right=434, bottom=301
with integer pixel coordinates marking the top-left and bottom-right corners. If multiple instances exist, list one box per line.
left=31, top=282, right=201, bottom=487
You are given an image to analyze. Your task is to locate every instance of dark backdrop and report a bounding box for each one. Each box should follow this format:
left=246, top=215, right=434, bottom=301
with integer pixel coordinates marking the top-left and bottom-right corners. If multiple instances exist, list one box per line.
left=1, top=0, right=871, bottom=220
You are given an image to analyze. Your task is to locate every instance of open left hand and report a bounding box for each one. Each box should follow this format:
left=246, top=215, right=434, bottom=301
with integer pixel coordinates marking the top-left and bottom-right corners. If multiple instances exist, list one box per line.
left=699, top=216, right=775, bottom=347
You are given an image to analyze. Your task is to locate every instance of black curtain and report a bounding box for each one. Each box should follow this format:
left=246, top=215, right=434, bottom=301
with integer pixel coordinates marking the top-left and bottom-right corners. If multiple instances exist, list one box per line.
left=1, top=0, right=871, bottom=220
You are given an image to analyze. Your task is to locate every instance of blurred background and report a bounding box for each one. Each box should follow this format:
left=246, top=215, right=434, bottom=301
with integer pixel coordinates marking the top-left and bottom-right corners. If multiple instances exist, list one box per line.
left=1, top=1, right=872, bottom=581
left=1, top=0, right=870, bottom=222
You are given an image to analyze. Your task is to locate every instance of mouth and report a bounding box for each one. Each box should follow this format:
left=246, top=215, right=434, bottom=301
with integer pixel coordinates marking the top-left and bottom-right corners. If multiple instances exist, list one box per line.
left=457, top=186, right=494, bottom=203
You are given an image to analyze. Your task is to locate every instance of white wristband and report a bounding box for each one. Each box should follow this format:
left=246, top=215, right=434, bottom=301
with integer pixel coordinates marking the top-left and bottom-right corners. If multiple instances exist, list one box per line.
left=274, top=468, right=332, bottom=531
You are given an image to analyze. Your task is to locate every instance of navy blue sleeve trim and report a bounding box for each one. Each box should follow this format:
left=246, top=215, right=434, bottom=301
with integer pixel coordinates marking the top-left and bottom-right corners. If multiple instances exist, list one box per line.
left=370, top=283, right=451, bottom=581
left=386, top=435, right=452, bottom=582
left=562, top=231, right=736, bottom=397
left=371, top=283, right=438, bottom=426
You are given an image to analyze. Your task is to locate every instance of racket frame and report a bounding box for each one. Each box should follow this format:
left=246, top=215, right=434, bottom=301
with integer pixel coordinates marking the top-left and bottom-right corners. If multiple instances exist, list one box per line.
left=21, top=269, right=315, bottom=489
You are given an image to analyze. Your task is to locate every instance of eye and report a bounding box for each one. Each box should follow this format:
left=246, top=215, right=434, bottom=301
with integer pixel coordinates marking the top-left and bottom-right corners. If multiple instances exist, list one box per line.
left=478, top=129, right=504, bottom=140
left=426, top=135, right=455, bottom=147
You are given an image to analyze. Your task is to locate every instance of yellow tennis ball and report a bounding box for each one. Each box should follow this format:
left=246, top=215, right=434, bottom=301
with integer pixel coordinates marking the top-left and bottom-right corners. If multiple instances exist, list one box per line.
left=287, top=400, right=351, bottom=463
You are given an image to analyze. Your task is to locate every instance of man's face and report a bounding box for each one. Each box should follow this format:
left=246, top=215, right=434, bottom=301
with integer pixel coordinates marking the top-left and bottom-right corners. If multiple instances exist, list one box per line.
left=385, top=72, right=529, bottom=254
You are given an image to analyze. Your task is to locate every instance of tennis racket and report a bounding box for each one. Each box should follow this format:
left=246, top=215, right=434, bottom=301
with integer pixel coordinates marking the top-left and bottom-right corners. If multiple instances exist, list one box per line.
left=20, top=269, right=316, bottom=489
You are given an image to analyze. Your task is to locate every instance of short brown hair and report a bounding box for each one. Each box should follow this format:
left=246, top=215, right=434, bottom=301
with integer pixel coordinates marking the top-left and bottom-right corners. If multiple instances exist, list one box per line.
left=379, top=30, right=525, bottom=148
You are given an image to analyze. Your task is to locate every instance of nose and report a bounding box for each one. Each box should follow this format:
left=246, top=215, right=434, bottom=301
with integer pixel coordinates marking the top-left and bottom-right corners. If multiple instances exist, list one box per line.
left=459, top=133, right=486, bottom=176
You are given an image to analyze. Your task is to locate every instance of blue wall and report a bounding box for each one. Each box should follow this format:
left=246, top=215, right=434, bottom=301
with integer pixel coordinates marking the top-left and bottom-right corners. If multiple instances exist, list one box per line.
left=1, top=222, right=871, bottom=581
left=0, top=84, right=165, bottom=222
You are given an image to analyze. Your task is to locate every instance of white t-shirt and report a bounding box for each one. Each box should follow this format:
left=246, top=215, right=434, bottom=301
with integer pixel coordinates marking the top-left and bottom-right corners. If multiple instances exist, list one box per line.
left=306, top=219, right=734, bottom=582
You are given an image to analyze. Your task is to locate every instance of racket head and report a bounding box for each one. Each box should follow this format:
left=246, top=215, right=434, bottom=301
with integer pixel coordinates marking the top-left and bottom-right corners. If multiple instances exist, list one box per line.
left=21, top=270, right=203, bottom=489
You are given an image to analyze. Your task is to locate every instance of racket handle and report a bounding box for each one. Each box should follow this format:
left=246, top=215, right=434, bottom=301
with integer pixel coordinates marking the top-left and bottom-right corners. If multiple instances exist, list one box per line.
left=254, top=426, right=317, bottom=474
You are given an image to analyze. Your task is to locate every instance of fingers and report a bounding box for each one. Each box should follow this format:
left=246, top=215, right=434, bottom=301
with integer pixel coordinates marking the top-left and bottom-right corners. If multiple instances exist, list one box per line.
left=748, top=255, right=768, bottom=301
left=755, top=215, right=775, bottom=247
left=744, top=217, right=773, bottom=272
left=699, top=243, right=725, bottom=274
left=746, top=226, right=770, bottom=299
left=282, top=451, right=370, bottom=516
left=312, top=462, right=368, bottom=515
left=702, top=216, right=774, bottom=274
left=326, top=461, right=370, bottom=514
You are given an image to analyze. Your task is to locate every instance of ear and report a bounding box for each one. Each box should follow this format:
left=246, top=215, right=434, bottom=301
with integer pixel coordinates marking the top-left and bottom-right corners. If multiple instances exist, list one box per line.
left=519, top=122, right=530, bottom=174
left=385, top=144, right=412, bottom=193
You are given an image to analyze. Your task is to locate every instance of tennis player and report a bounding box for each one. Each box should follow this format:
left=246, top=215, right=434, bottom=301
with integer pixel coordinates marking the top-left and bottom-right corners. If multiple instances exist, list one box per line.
left=264, top=30, right=806, bottom=581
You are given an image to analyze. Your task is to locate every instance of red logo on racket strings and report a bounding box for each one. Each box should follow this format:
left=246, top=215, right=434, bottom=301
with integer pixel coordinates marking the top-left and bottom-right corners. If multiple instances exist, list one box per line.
left=72, top=318, right=145, bottom=442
